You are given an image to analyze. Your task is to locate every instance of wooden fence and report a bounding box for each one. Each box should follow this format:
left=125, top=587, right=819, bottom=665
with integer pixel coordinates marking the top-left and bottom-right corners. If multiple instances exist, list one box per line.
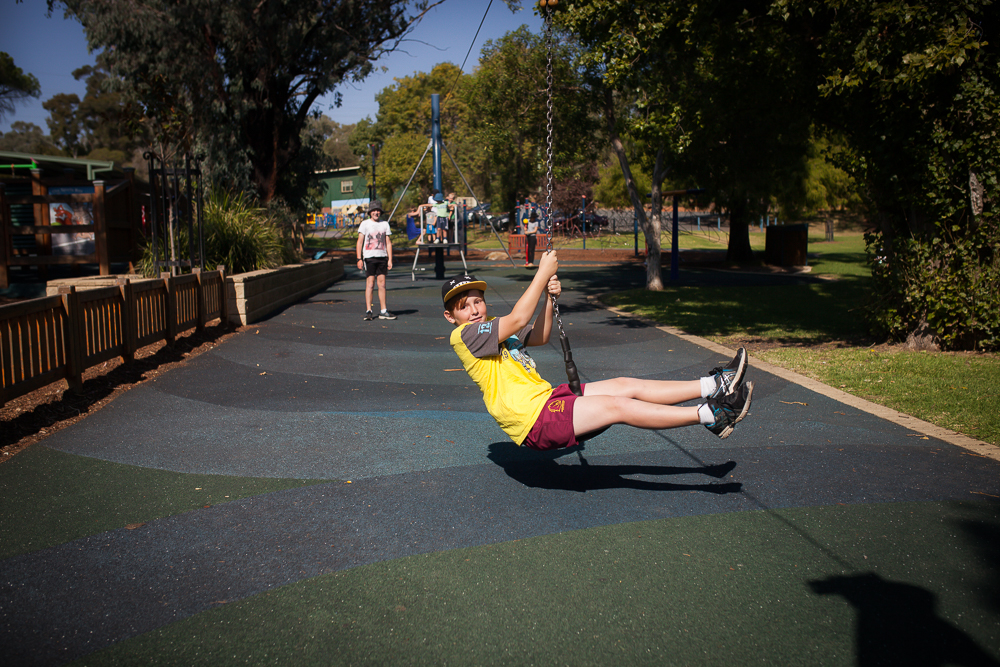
left=0, top=269, right=227, bottom=407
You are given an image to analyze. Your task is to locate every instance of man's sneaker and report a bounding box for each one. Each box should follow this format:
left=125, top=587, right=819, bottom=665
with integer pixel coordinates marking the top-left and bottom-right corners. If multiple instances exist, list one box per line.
left=378, top=310, right=397, bottom=320
left=705, top=381, right=753, bottom=439
left=709, top=347, right=747, bottom=398
left=363, top=310, right=374, bottom=321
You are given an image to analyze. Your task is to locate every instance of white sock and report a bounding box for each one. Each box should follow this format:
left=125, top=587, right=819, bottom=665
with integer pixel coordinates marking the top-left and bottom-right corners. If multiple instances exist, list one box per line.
left=700, top=376, right=717, bottom=398
left=698, top=402, right=715, bottom=425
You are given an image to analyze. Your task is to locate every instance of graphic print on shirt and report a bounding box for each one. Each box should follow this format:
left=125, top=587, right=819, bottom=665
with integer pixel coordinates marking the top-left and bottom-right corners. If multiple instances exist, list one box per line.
left=364, top=231, right=387, bottom=252
left=501, top=335, right=536, bottom=373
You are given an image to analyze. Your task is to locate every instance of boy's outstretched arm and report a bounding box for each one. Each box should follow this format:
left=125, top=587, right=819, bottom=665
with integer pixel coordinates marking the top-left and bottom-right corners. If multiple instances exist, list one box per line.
left=526, top=275, right=560, bottom=346
left=496, top=250, right=559, bottom=341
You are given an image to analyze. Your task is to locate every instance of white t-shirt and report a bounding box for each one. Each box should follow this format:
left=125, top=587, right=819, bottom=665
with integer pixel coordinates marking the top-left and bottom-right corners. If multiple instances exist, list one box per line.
left=358, top=218, right=391, bottom=259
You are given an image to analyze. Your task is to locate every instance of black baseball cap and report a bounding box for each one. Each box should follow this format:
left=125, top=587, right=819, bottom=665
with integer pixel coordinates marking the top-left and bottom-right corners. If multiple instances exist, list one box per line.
left=442, top=275, right=488, bottom=306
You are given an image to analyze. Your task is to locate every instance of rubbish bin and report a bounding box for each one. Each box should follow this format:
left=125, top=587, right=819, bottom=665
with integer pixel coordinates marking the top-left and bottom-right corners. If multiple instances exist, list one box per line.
left=764, top=223, right=808, bottom=267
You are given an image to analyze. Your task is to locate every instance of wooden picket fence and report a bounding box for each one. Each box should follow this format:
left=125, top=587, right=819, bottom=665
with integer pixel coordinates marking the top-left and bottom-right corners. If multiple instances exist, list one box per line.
left=0, top=268, right=227, bottom=407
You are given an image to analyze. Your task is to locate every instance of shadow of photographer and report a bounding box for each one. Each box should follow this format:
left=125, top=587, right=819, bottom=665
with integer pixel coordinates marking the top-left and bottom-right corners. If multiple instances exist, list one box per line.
left=810, top=572, right=1000, bottom=666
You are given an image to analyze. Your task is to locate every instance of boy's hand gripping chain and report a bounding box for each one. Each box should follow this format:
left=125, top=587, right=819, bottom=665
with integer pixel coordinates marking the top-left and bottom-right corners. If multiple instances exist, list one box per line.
left=541, top=5, right=582, bottom=398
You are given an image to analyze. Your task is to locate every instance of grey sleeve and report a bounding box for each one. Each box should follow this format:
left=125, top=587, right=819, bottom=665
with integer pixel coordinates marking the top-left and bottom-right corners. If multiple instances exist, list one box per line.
left=459, top=320, right=534, bottom=357
left=460, top=320, right=501, bottom=358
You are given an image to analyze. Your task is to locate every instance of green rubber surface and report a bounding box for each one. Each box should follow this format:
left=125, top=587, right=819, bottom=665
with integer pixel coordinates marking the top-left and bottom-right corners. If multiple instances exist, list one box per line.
left=0, top=446, right=328, bottom=560
left=74, top=500, right=1000, bottom=666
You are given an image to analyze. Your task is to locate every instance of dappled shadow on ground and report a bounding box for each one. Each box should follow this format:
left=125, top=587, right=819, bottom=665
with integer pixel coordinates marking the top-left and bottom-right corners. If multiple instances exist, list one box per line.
left=552, top=301, right=608, bottom=314
left=602, top=315, right=654, bottom=329
left=487, top=442, right=741, bottom=494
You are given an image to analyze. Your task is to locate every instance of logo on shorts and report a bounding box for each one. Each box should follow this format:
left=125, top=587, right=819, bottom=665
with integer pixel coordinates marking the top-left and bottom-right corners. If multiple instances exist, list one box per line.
left=547, top=399, right=566, bottom=413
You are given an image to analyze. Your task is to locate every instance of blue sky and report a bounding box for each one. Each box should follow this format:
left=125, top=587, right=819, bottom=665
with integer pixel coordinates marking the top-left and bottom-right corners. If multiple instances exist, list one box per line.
left=0, top=0, right=543, bottom=134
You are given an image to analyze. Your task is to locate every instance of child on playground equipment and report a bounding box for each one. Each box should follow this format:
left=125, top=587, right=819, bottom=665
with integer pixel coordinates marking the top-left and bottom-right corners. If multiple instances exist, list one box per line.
left=432, top=192, right=450, bottom=244
left=417, top=194, right=437, bottom=244
left=442, top=250, right=753, bottom=450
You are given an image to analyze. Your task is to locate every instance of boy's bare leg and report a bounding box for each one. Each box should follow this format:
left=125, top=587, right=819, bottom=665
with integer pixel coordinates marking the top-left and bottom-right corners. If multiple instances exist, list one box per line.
left=376, top=274, right=388, bottom=312
left=584, top=377, right=702, bottom=406
left=573, top=394, right=700, bottom=435
left=365, top=276, right=375, bottom=312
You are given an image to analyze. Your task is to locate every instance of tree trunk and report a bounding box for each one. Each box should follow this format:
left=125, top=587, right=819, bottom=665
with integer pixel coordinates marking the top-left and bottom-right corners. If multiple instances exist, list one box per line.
left=605, top=89, right=662, bottom=290
left=649, top=148, right=668, bottom=244
left=726, top=195, right=755, bottom=262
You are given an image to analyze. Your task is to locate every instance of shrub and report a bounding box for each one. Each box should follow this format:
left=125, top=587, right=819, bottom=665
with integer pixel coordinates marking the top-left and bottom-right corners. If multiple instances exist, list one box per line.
left=865, top=222, right=1000, bottom=351
left=138, top=189, right=283, bottom=276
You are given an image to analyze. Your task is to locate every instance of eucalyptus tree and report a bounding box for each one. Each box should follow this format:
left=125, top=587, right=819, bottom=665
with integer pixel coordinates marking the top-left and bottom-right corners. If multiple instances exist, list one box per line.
left=42, top=64, right=144, bottom=164
left=0, top=52, right=40, bottom=121
left=463, top=25, right=600, bottom=212
left=559, top=0, right=818, bottom=285
left=349, top=62, right=479, bottom=211
left=780, top=0, right=1000, bottom=349
left=52, top=0, right=443, bottom=206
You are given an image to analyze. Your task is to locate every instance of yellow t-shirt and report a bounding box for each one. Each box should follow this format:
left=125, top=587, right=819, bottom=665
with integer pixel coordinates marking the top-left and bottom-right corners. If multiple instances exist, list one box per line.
left=450, top=317, right=553, bottom=444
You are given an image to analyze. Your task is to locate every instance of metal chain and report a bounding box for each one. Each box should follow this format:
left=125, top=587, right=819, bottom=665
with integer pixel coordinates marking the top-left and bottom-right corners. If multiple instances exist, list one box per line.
left=543, top=7, right=569, bottom=345
left=544, top=6, right=554, bottom=249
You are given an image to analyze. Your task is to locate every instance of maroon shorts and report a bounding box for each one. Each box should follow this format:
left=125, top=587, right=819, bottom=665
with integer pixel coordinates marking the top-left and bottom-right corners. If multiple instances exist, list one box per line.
left=522, top=383, right=586, bottom=451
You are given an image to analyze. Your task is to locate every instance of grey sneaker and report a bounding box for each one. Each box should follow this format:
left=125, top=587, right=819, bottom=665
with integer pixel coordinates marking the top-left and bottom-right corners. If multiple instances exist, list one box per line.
left=705, top=381, right=753, bottom=439
left=363, top=310, right=374, bottom=321
left=709, top=347, right=747, bottom=398
left=378, top=310, right=397, bottom=320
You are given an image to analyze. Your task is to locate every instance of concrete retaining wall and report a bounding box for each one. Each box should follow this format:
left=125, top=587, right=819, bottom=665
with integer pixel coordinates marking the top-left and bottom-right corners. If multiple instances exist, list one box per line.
left=225, top=258, right=343, bottom=325
left=46, top=257, right=344, bottom=326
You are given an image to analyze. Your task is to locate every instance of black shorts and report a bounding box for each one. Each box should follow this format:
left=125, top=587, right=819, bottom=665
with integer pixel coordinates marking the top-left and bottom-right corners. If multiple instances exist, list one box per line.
left=436, top=216, right=449, bottom=230
left=364, top=257, right=389, bottom=277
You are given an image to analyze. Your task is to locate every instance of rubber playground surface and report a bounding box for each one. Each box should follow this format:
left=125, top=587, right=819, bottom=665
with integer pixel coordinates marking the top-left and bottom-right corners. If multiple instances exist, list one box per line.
left=2, top=257, right=999, bottom=666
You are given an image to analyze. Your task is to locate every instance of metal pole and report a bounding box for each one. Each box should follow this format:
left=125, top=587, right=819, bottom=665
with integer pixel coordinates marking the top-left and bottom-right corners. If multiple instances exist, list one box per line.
left=185, top=154, right=194, bottom=269
left=369, top=144, right=377, bottom=201
left=144, top=152, right=159, bottom=274
left=671, top=194, right=680, bottom=281
left=634, top=214, right=639, bottom=256
left=431, top=94, right=442, bottom=195
left=196, top=156, right=205, bottom=271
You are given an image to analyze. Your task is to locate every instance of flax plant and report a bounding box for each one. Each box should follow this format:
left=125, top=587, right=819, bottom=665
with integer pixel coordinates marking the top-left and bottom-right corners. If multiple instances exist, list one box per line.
left=139, top=189, right=283, bottom=276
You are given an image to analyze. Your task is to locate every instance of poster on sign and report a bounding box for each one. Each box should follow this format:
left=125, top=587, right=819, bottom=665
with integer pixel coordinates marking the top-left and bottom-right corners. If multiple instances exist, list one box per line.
left=49, top=186, right=95, bottom=256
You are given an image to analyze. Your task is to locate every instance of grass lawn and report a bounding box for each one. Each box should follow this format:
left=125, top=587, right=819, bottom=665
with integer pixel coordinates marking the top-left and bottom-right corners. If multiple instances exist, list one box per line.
left=603, top=228, right=1000, bottom=447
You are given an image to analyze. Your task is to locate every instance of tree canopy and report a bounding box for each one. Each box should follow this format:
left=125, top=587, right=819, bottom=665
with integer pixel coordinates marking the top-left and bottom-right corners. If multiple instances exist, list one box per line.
left=559, top=0, right=818, bottom=279
left=54, top=0, right=442, bottom=206
left=782, top=0, right=1000, bottom=349
left=0, top=121, right=61, bottom=155
left=464, top=25, right=599, bottom=212
left=42, top=64, right=145, bottom=165
left=349, top=62, right=477, bottom=212
left=0, top=52, right=41, bottom=121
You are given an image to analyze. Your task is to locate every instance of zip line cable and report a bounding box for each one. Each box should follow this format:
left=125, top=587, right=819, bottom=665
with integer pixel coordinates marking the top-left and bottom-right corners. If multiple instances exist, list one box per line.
left=442, top=0, right=495, bottom=105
